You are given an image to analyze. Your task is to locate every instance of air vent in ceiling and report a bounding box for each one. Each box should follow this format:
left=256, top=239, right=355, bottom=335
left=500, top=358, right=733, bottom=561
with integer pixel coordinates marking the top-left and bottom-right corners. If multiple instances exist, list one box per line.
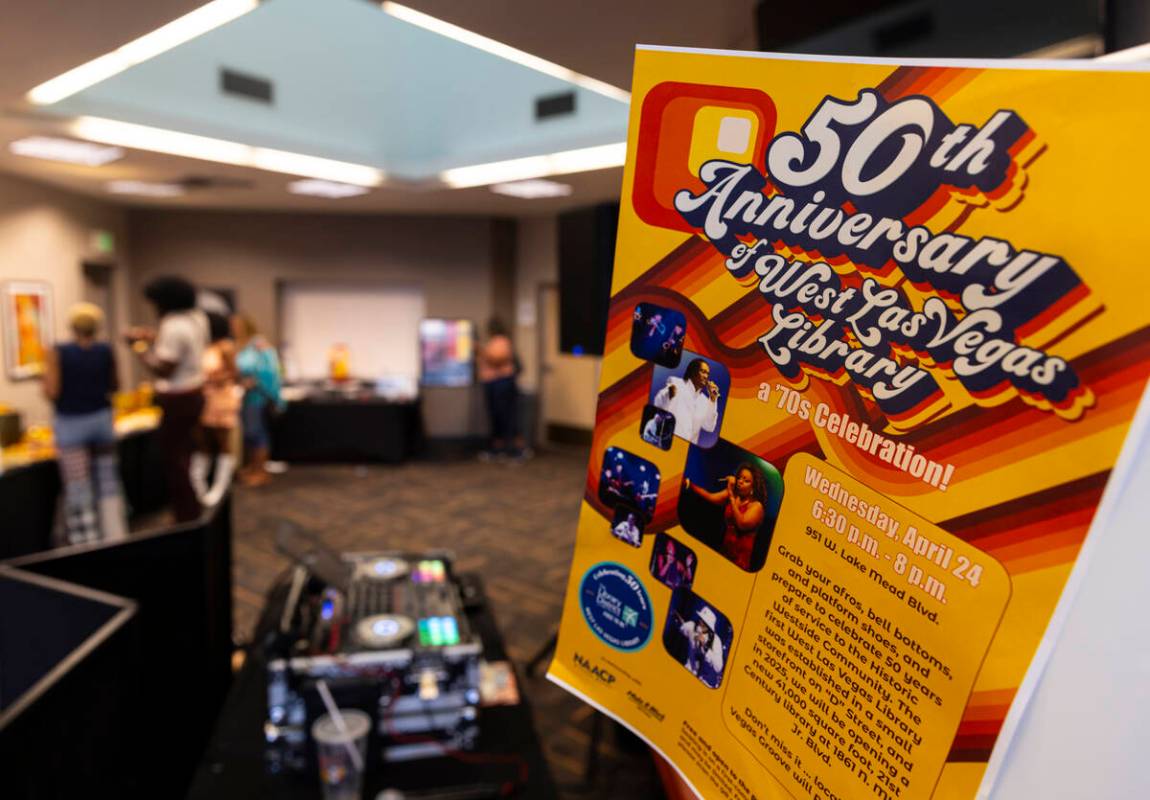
left=177, top=175, right=256, bottom=190
left=220, top=68, right=274, bottom=104
left=535, top=91, right=576, bottom=121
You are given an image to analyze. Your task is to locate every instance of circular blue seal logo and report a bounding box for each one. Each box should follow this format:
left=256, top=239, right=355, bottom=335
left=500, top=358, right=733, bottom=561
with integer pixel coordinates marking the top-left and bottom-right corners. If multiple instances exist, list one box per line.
left=579, top=562, right=653, bottom=651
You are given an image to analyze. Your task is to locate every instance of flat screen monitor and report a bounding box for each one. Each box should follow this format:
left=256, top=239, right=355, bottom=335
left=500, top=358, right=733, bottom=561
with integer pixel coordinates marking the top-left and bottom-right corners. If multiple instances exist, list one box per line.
left=419, top=319, right=475, bottom=387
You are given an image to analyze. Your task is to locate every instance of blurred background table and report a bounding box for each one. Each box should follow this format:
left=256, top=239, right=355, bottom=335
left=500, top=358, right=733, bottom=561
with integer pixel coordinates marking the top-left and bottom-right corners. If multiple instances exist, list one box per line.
left=271, top=383, right=424, bottom=464
left=0, top=409, right=165, bottom=559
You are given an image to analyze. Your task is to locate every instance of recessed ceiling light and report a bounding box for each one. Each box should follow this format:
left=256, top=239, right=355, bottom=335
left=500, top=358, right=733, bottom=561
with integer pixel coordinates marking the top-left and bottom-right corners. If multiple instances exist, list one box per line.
left=440, top=142, right=626, bottom=189
left=27, top=0, right=259, bottom=105
left=8, top=136, right=124, bottom=166
left=288, top=179, right=370, bottom=199
left=68, top=116, right=385, bottom=187
left=490, top=179, right=574, bottom=199
left=380, top=2, right=630, bottom=104
left=106, top=180, right=185, bottom=197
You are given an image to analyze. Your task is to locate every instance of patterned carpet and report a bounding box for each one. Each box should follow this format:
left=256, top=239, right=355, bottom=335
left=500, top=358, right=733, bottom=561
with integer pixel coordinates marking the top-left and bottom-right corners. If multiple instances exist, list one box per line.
left=230, top=448, right=667, bottom=800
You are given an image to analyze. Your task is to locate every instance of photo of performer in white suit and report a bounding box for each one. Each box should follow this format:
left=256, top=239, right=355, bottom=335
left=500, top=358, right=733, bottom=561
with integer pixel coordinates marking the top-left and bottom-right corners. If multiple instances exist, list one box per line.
left=678, top=606, right=725, bottom=679
left=653, top=357, right=720, bottom=445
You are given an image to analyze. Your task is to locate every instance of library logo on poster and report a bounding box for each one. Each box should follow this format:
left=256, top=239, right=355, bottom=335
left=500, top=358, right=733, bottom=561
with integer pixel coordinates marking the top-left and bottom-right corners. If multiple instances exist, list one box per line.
left=579, top=562, right=654, bottom=652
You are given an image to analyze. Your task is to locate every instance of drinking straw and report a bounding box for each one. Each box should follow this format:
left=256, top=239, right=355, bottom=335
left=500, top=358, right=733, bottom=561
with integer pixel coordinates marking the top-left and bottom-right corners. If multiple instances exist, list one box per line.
left=316, top=679, right=365, bottom=772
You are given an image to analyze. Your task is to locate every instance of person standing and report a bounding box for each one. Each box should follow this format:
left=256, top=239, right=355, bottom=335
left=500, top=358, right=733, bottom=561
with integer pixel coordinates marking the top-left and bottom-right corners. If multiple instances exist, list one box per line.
left=683, top=463, right=768, bottom=570
left=654, top=538, right=683, bottom=587
left=612, top=510, right=642, bottom=546
left=679, top=606, right=725, bottom=684
left=191, top=313, right=240, bottom=507
left=128, top=276, right=208, bottom=523
left=232, top=313, right=281, bottom=487
left=41, top=303, right=128, bottom=544
left=653, top=357, right=720, bottom=444
left=478, top=317, right=528, bottom=460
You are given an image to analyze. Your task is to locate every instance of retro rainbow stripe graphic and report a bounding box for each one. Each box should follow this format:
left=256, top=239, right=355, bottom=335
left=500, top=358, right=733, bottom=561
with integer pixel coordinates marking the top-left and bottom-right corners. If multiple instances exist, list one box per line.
left=582, top=61, right=1150, bottom=775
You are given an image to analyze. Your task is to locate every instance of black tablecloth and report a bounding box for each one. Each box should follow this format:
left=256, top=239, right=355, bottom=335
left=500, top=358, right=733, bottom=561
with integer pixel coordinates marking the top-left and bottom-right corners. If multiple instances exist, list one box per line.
left=0, top=428, right=165, bottom=560
left=271, top=398, right=423, bottom=464
left=187, top=574, right=558, bottom=800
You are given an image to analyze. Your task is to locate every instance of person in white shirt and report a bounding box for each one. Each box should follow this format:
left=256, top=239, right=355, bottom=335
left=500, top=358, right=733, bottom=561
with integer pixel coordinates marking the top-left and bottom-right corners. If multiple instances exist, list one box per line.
left=642, top=409, right=674, bottom=448
left=653, top=358, right=720, bottom=444
left=678, top=606, right=725, bottom=679
left=612, top=511, right=642, bottom=546
left=642, top=414, right=660, bottom=444
left=127, top=276, right=209, bottom=522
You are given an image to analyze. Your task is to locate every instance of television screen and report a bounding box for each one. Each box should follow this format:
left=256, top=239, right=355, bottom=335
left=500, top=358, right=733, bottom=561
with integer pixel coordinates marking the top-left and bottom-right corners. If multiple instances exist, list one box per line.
left=419, top=319, right=474, bottom=387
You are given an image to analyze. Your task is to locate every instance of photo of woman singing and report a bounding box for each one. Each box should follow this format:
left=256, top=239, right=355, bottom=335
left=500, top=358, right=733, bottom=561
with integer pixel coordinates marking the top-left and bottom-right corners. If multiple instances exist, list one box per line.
left=677, top=439, right=783, bottom=572
left=683, top=463, right=768, bottom=570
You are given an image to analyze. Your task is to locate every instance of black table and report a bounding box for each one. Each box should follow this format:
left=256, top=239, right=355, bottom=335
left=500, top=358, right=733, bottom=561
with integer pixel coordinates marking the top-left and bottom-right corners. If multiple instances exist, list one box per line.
left=187, top=575, right=558, bottom=800
left=0, top=428, right=165, bottom=560
left=271, top=397, right=423, bottom=464
left=7, top=500, right=235, bottom=799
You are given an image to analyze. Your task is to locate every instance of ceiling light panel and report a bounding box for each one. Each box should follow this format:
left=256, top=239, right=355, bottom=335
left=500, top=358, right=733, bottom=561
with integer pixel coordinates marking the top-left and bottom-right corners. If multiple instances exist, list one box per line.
left=380, top=2, right=630, bottom=104
left=441, top=142, right=625, bottom=189
left=253, top=150, right=381, bottom=187
left=288, top=179, right=370, bottom=198
left=8, top=136, right=124, bottom=166
left=27, top=0, right=259, bottom=105
left=106, top=180, right=185, bottom=197
left=69, top=116, right=385, bottom=187
left=490, top=179, right=573, bottom=199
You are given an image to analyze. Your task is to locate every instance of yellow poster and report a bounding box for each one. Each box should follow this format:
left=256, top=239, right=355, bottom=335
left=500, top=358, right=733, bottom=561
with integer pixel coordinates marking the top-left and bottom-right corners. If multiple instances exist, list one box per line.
left=548, top=48, right=1150, bottom=800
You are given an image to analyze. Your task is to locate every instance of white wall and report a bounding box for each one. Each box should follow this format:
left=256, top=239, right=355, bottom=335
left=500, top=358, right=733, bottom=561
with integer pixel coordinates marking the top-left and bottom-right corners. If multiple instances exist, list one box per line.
left=515, top=214, right=602, bottom=433
left=0, top=174, right=130, bottom=426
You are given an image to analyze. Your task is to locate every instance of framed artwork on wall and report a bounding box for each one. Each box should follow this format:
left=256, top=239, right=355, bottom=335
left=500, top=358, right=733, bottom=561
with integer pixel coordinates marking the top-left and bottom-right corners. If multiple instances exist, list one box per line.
left=3, top=281, right=54, bottom=380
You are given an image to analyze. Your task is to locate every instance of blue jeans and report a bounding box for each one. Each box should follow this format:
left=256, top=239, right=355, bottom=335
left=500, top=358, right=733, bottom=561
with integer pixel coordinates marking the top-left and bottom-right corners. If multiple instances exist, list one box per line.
left=242, top=402, right=269, bottom=448
left=483, top=377, right=519, bottom=443
left=55, top=407, right=116, bottom=449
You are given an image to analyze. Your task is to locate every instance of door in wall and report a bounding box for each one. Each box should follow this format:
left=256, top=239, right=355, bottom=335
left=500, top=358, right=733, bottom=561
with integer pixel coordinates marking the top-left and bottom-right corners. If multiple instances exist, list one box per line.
left=82, top=262, right=116, bottom=341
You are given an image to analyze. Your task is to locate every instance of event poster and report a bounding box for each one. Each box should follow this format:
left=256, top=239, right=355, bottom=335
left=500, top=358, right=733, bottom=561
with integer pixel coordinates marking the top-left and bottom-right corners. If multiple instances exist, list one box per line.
left=419, top=318, right=475, bottom=387
left=548, top=47, right=1150, bottom=800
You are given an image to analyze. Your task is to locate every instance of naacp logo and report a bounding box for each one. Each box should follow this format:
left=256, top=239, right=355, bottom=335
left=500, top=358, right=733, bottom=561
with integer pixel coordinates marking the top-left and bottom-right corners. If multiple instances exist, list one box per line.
left=579, top=562, right=653, bottom=651
left=573, top=652, right=617, bottom=686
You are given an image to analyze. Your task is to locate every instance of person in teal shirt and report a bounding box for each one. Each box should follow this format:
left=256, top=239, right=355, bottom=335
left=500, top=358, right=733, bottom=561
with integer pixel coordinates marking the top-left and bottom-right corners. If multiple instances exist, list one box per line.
left=232, top=313, right=281, bottom=487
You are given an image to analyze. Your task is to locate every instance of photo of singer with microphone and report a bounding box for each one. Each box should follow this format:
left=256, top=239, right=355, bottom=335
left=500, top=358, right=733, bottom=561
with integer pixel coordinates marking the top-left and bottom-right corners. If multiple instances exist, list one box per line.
left=649, top=350, right=730, bottom=449
left=678, top=439, right=784, bottom=572
left=684, top=464, right=768, bottom=570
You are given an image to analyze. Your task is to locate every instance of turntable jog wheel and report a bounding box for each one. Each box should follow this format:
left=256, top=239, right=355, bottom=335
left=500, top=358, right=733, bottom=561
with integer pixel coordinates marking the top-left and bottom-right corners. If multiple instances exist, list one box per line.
left=361, top=557, right=411, bottom=581
left=355, top=614, right=415, bottom=648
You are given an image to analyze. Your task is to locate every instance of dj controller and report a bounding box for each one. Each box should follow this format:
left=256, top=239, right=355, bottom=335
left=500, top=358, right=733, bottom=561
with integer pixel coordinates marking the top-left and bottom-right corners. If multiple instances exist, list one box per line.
left=264, top=534, right=484, bottom=772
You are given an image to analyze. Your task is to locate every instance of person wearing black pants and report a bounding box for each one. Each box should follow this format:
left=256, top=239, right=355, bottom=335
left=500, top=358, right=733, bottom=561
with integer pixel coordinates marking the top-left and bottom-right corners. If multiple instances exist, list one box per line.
left=485, top=373, right=518, bottom=444
left=154, top=390, right=205, bottom=522
left=478, top=317, right=529, bottom=461
left=128, top=276, right=209, bottom=523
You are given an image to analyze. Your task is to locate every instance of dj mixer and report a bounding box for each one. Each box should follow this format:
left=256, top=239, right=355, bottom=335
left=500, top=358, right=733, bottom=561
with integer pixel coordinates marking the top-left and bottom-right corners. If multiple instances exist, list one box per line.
left=264, top=545, right=483, bottom=772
